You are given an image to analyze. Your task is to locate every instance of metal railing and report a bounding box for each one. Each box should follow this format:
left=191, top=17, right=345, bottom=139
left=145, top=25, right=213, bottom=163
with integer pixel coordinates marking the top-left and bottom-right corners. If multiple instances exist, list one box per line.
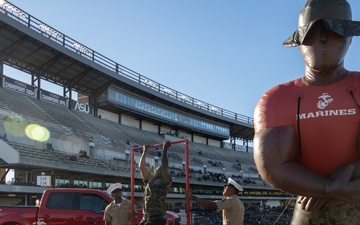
left=0, top=1, right=254, bottom=126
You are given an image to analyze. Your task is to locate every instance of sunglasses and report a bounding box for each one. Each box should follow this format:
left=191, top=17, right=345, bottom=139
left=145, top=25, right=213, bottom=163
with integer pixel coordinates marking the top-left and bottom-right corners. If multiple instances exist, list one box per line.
left=284, top=18, right=360, bottom=46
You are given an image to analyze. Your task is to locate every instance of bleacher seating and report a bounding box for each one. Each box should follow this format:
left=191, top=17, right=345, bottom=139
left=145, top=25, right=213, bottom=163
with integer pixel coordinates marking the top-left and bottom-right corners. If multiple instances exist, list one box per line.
left=0, top=86, right=263, bottom=187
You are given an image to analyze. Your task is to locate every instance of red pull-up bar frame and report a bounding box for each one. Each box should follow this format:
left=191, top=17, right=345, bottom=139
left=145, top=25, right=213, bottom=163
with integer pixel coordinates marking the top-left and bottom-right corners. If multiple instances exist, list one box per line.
left=130, top=139, right=190, bottom=225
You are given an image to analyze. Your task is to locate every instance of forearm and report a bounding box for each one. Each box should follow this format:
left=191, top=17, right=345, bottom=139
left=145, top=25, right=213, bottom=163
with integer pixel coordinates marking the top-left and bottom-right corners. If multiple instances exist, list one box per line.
left=139, top=152, right=147, bottom=169
left=255, top=127, right=331, bottom=198
left=329, top=160, right=360, bottom=180
left=350, top=161, right=360, bottom=179
left=162, top=148, right=169, bottom=166
left=192, top=196, right=217, bottom=210
left=262, top=160, right=330, bottom=198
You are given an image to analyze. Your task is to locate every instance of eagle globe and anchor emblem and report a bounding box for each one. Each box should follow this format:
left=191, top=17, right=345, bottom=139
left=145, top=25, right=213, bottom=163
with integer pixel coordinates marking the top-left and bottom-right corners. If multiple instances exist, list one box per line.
left=317, top=93, right=334, bottom=110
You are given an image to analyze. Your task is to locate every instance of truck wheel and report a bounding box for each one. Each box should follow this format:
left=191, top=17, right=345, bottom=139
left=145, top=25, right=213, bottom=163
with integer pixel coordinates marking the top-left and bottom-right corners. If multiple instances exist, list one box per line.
left=4, top=222, right=20, bottom=225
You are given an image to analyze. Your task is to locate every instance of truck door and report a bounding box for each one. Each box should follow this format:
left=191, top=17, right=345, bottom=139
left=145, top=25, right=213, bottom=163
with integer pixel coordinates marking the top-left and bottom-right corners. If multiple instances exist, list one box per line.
left=39, top=192, right=77, bottom=225
left=72, top=192, right=109, bottom=225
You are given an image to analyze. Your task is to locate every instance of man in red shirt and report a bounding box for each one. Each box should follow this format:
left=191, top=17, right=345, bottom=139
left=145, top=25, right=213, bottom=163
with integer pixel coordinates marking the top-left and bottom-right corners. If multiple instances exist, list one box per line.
left=254, top=0, right=360, bottom=224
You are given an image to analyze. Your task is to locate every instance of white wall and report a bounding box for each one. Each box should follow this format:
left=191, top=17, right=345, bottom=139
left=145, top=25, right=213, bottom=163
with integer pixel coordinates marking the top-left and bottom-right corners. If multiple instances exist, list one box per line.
left=98, top=109, right=118, bottom=123
left=52, top=135, right=87, bottom=154
left=160, top=126, right=173, bottom=134
left=208, top=139, right=220, bottom=147
left=142, top=121, right=158, bottom=133
left=121, top=115, right=140, bottom=128
left=193, top=135, right=206, bottom=144
left=0, top=139, right=19, bottom=163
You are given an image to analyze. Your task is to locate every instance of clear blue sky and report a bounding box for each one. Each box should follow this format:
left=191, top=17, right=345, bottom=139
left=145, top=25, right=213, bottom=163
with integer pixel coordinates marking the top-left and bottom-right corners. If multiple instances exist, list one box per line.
left=4, top=0, right=360, bottom=118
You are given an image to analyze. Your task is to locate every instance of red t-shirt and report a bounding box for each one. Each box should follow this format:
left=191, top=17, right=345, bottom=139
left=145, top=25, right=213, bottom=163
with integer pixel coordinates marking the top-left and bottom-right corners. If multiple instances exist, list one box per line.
left=254, top=72, right=360, bottom=176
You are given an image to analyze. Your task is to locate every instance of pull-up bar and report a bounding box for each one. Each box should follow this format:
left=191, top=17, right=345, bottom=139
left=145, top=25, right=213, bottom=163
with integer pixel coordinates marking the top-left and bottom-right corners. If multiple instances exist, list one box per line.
left=130, top=139, right=190, bottom=225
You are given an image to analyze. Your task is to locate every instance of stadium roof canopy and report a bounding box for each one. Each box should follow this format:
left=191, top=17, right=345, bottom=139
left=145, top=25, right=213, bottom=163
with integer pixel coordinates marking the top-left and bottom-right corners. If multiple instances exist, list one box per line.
left=0, top=2, right=254, bottom=141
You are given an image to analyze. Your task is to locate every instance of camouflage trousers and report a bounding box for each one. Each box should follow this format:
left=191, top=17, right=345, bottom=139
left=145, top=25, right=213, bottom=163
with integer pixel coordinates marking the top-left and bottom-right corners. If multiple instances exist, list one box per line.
left=139, top=214, right=167, bottom=225
left=291, top=198, right=360, bottom=225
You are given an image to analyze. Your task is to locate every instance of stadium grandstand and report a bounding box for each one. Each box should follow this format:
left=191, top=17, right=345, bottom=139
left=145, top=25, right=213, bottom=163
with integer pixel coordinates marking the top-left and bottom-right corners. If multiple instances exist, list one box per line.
left=0, top=1, right=295, bottom=224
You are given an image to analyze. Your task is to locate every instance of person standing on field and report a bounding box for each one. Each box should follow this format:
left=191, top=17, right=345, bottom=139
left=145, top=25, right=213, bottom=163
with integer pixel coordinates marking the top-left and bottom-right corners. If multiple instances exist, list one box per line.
left=185, top=177, right=245, bottom=225
left=104, top=183, right=131, bottom=225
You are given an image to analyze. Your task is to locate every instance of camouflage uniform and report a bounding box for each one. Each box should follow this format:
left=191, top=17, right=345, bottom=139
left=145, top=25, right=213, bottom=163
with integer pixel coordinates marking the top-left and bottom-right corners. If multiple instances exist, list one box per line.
left=292, top=198, right=360, bottom=225
left=140, top=166, right=172, bottom=225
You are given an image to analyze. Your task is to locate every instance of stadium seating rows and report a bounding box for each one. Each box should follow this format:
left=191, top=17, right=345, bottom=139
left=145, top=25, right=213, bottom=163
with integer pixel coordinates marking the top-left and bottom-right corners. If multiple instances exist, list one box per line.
left=0, top=86, right=263, bottom=187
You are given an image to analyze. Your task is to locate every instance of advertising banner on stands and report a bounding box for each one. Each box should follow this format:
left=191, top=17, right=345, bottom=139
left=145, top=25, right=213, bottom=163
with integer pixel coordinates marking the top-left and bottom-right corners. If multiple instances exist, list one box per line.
left=70, top=99, right=93, bottom=114
left=3, top=75, right=36, bottom=97
left=40, top=89, right=66, bottom=107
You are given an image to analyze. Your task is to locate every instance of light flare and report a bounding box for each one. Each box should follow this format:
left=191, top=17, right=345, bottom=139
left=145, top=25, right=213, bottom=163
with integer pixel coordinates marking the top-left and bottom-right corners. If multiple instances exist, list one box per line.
left=25, top=124, right=50, bottom=142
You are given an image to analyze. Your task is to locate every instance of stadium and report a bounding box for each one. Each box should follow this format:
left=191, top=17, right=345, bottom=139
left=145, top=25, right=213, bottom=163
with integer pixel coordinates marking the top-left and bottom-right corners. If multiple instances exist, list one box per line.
left=0, top=1, right=295, bottom=224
